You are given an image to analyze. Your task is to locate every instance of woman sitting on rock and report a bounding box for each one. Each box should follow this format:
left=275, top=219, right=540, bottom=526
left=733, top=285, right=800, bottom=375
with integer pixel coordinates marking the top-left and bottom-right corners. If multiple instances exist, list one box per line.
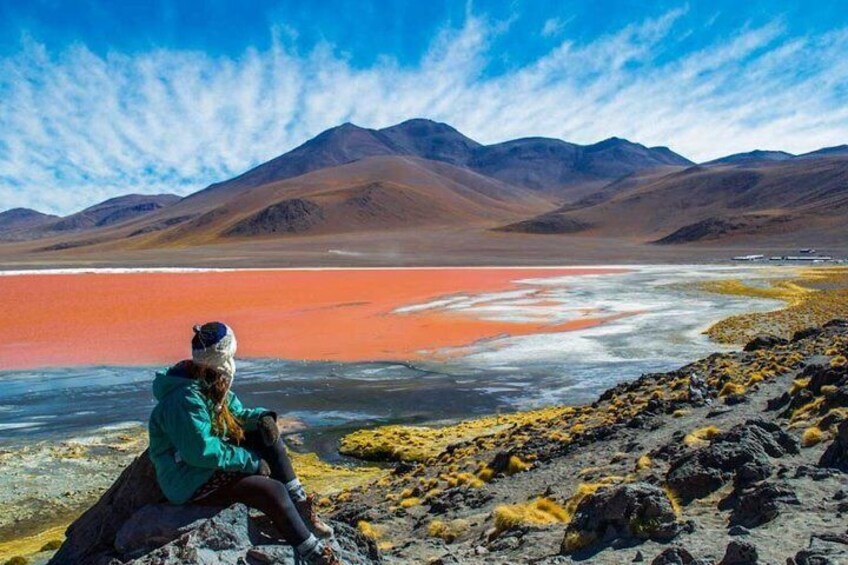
left=148, top=321, right=339, bottom=565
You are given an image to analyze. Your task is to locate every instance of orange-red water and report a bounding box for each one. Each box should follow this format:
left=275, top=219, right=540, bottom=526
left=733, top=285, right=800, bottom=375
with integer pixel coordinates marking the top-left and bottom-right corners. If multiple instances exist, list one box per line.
left=0, top=268, right=627, bottom=370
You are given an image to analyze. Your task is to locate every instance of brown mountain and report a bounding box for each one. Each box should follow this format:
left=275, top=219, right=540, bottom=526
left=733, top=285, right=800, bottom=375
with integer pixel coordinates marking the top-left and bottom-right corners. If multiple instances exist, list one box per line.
left=503, top=153, right=848, bottom=244
left=105, top=155, right=553, bottom=248
left=0, top=208, right=59, bottom=233
left=193, top=119, right=691, bottom=202
left=0, top=194, right=181, bottom=243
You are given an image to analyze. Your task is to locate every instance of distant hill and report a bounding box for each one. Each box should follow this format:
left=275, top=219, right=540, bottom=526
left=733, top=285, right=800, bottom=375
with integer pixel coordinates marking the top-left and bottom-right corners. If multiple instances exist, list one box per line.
left=50, top=194, right=182, bottom=232
left=705, top=150, right=795, bottom=166
left=0, top=194, right=180, bottom=241
left=504, top=154, right=848, bottom=244
left=0, top=208, right=59, bottom=232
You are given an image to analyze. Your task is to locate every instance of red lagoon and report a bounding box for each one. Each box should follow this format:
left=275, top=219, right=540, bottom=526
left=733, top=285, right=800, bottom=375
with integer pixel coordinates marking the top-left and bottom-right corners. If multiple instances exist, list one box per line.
left=0, top=267, right=627, bottom=370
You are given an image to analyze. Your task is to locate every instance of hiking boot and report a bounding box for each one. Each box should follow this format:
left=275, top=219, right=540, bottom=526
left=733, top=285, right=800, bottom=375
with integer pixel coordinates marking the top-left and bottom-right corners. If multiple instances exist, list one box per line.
left=296, top=494, right=334, bottom=538
left=304, top=544, right=342, bottom=565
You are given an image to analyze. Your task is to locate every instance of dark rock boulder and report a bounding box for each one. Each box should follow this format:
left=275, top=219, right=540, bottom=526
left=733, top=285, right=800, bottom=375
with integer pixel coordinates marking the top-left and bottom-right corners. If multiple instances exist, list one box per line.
left=49, top=450, right=165, bottom=565
left=743, top=335, right=788, bottom=352
left=793, top=327, right=823, bottom=342
left=650, top=546, right=695, bottom=565
left=115, top=504, right=222, bottom=559
left=819, top=420, right=848, bottom=472
left=561, top=483, right=681, bottom=555
left=725, top=482, right=800, bottom=529
left=793, top=532, right=848, bottom=564
left=128, top=505, right=255, bottom=564
left=124, top=505, right=377, bottom=565
left=718, top=540, right=758, bottom=564
left=666, top=420, right=798, bottom=504
left=49, top=451, right=379, bottom=565
left=801, top=363, right=847, bottom=395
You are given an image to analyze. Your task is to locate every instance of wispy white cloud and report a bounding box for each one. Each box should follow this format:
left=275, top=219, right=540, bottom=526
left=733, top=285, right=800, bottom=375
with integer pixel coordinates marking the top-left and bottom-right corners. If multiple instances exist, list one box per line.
left=541, top=17, right=569, bottom=37
left=1, top=11, right=848, bottom=214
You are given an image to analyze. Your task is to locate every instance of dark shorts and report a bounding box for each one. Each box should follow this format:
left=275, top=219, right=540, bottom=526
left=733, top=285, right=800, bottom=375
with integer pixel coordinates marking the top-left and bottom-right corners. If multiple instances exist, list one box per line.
left=191, top=470, right=246, bottom=501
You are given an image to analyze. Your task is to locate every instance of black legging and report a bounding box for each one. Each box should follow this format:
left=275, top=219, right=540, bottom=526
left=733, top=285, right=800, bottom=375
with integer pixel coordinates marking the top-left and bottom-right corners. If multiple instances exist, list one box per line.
left=196, top=431, right=312, bottom=546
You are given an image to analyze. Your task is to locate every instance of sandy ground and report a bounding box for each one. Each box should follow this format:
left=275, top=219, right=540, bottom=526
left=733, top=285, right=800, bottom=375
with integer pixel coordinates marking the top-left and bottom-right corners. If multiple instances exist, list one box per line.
left=1, top=228, right=846, bottom=269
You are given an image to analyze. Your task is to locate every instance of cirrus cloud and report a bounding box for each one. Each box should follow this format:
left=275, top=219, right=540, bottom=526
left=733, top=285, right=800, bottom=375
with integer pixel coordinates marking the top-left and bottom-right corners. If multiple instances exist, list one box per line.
left=1, top=10, right=848, bottom=214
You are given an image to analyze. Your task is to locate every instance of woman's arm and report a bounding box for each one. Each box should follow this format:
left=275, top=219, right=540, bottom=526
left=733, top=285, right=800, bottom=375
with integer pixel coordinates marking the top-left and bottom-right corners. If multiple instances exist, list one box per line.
left=162, top=393, right=261, bottom=473
left=228, top=391, right=275, bottom=431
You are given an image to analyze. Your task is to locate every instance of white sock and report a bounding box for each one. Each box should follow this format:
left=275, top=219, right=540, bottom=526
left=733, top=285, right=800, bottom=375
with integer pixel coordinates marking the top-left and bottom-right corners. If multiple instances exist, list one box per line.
left=296, top=534, right=321, bottom=558
left=285, top=478, right=307, bottom=502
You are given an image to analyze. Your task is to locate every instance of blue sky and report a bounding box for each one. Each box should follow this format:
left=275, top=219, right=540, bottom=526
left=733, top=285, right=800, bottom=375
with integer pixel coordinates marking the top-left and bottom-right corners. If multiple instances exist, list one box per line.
left=1, top=0, right=848, bottom=213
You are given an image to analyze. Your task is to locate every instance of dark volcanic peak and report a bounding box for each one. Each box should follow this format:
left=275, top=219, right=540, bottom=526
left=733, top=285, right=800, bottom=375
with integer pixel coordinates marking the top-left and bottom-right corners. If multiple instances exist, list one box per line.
left=378, top=118, right=481, bottom=166
left=197, top=122, right=401, bottom=195
left=467, top=138, right=581, bottom=192
left=579, top=136, right=693, bottom=178
left=798, top=144, right=848, bottom=158
left=51, top=193, right=181, bottom=232
left=193, top=119, right=693, bottom=198
left=0, top=207, right=59, bottom=231
left=706, top=150, right=795, bottom=166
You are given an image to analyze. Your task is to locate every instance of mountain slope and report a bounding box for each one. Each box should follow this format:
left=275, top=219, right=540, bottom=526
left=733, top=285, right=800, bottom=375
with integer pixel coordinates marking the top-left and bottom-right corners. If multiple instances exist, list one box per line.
left=0, top=208, right=59, bottom=233
left=468, top=137, right=692, bottom=197
left=190, top=119, right=692, bottom=202
left=73, top=155, right=553, bottom=248
left=705, top=150, right=794, bottom=166
left=0, top=195, right=180, bottom=242
left=504, top=154, right=848, bottom=243
left=49, top=194, right=182, bottom=232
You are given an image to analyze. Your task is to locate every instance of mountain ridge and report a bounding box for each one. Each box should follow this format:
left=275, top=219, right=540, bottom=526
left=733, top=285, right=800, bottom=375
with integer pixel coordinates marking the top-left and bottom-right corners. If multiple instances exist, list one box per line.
left=0, top=118, right=846, bottom=261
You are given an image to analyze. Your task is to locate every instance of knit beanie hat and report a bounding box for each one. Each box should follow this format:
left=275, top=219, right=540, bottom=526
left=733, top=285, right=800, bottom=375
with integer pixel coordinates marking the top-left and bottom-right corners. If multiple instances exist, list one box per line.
left=192, top=322, right=237, bottom=380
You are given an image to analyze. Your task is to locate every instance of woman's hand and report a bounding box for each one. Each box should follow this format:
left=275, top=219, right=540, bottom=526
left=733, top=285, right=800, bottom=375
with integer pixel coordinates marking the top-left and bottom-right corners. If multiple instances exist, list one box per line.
left=258, top=413, right=280, bottom=446
left=257, top=459, right=272, bottom=476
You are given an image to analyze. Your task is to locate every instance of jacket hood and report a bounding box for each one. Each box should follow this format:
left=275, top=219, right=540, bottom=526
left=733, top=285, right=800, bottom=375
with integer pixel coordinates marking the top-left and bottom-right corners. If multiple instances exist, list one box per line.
left=152, top=364, right=196, bottom=401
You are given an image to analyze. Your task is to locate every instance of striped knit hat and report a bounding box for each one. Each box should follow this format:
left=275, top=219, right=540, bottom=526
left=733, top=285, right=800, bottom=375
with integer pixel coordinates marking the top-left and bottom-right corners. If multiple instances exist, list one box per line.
left=191, top=322, right=237, bottom=380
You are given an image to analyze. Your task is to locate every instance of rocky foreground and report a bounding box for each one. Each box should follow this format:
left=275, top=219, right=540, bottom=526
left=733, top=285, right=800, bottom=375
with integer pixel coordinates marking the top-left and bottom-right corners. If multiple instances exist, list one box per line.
left=50, top=320, right=848, bottom=564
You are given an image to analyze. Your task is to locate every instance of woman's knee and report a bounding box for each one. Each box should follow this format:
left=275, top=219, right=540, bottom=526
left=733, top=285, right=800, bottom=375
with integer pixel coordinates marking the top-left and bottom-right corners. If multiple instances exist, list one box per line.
left=238, top=476, right=295, bottom=511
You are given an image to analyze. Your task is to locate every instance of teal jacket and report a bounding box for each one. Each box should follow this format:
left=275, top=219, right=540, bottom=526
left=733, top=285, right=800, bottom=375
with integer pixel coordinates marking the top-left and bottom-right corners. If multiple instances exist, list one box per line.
left=148, top=364, right=269, bottom=504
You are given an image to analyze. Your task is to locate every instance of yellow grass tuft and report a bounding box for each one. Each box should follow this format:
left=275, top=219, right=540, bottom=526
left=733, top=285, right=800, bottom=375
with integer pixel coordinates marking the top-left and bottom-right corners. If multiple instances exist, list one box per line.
left=339, top=406, right=573, bottom=462
left=492, top=498, right=570, bottom=532
left=477, top=467, right=494, bottom=482
left=820, top=385, right=839, bottom=397
left=672, top=409, right=689, bottom=418
left=801, top=426, right=824, bottom=447
left=746, top=372, right=765, bottom=386
left=684, top=426, right=721, bottom=445
left=663, top=485, right=683, bottom=515
left=790, top=378, right=810, bottom=395
left=562, top=530, right=598, bottom=553
left=400, top=497, right=421, bottom=508
left=506, top=455, right=530, bottom=475
left=791, top=397, right=826, bottom=423
left=831, top=355, right=848, bottom=368
left=357, top=520, right=384, bottom=541
left=427, top=518, right=469, bottom=543
left=635, top=455, right=652, bottom=471
left=719, top=382, right=746, bottom=397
